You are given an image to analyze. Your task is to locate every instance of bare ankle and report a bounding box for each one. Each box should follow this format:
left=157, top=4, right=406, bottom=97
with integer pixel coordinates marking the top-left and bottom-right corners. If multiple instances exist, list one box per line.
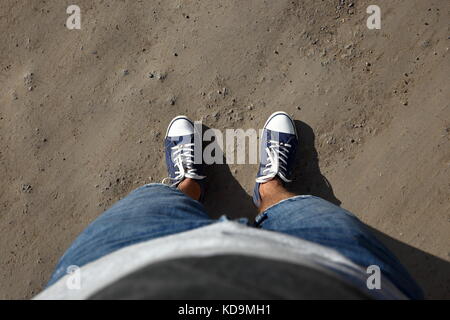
left=178, top=178, right=201, bottom=201
left=258, top=178, right=296, bottom=213
left=259, top=178, right=284, bottom=198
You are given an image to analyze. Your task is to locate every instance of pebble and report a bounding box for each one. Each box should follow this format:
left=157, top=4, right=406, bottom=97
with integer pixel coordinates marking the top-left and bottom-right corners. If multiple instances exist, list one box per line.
left=149, top=71, right=167, bottom=81
left=168, top=96, right=177, bottom=105
left=212, top=111, right=220, bottom=119
left=21, top=184, right=32, bottom=193
left=326, top=137, right=336, bottom=145
left=421, top=40, right=431, bottom=48
left=150, top=130, right=161, bottom=139
left=24, top=72, right=33, bottom=87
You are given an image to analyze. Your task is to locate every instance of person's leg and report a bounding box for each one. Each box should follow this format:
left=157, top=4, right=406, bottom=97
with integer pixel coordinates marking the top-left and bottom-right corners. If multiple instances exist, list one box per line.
left=254, top=180, right=423, bottom=299
left=47, top=182, right=213, bottom=286
left=48, top=115, right=210, bottom=286
left=252, top=112, right=422, bottom=299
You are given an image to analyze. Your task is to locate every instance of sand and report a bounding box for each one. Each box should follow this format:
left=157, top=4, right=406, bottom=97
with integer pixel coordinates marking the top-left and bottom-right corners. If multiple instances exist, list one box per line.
left=0, top=0, right=449, bottom=299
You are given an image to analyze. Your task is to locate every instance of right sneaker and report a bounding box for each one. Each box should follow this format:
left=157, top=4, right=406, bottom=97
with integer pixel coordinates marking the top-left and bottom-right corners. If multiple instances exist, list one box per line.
left=253, top=111, right=299, bottom=207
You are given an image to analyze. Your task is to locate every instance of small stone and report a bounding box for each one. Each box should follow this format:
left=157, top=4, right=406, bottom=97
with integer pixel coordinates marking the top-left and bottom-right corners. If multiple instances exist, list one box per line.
left=168, top=96, right=176, bottom=105
left=122, top=69, right=129, bottom=76
left=150, top=130, right=161, bottom=139
left=326, top=137, right=336, bottom=145
left=21, top=184, right=32, bottom=193
left=421, top=40, right=431, bottom=48
left=24, top=72, right=33, bottom=88
left=155, top=72, right=167, bottom=81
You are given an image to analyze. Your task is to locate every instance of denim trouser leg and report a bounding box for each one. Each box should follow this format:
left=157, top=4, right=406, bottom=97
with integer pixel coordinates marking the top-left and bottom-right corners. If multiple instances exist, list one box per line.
left=48, top=184, right=423, bottom=300
left=47, top=184, right=214, bottom=287
left=255, top=195, right=424, bottom=299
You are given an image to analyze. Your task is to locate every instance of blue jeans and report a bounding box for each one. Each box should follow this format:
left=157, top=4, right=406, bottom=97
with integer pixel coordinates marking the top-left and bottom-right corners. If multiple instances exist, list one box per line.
left=47, top=184, right=423, bottom=299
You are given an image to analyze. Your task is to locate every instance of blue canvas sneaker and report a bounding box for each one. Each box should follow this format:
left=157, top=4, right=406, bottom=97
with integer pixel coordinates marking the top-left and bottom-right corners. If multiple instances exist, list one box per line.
left=253, top=111, right=298, bottom=207
left=162, top=116, right=206, bottom=200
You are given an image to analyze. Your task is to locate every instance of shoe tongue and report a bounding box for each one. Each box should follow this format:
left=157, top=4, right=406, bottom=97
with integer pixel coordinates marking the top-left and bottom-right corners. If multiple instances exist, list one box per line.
left=267, top=129, right=295, bottom=141
left=167, top=134, right=194, bottom=143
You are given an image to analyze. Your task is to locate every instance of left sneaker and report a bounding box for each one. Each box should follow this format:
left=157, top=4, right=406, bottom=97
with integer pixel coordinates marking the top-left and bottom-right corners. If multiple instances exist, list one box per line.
left=162, top=116, right=206, bottom=198
left=253, top=111, right=299, bottom=207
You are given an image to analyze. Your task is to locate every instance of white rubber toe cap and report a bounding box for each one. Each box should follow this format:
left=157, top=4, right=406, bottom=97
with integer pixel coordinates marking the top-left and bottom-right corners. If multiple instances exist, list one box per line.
left=265, top=112, right=296, bottom=135
left=166, top=116, right=194, bottom=137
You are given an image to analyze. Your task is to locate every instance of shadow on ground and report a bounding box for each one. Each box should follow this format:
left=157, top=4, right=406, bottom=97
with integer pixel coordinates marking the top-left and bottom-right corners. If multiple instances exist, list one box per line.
left=201, top=121, right=450, bottom=299
left=201, top=124, right=255, bottom=220
left=288, top=120, right=341, bottom=206
left=367, top=227, right=450, bottom=299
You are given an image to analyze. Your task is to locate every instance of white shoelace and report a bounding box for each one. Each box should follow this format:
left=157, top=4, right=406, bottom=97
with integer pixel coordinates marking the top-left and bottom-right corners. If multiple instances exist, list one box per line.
left=256, top=140, right=292, bottom=184
left=162, top=143, right=205, bottom=186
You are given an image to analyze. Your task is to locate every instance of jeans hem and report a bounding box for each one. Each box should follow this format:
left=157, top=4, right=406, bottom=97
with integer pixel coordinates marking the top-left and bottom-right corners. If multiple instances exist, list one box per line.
left=254, top=195, right=316, bottom=226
